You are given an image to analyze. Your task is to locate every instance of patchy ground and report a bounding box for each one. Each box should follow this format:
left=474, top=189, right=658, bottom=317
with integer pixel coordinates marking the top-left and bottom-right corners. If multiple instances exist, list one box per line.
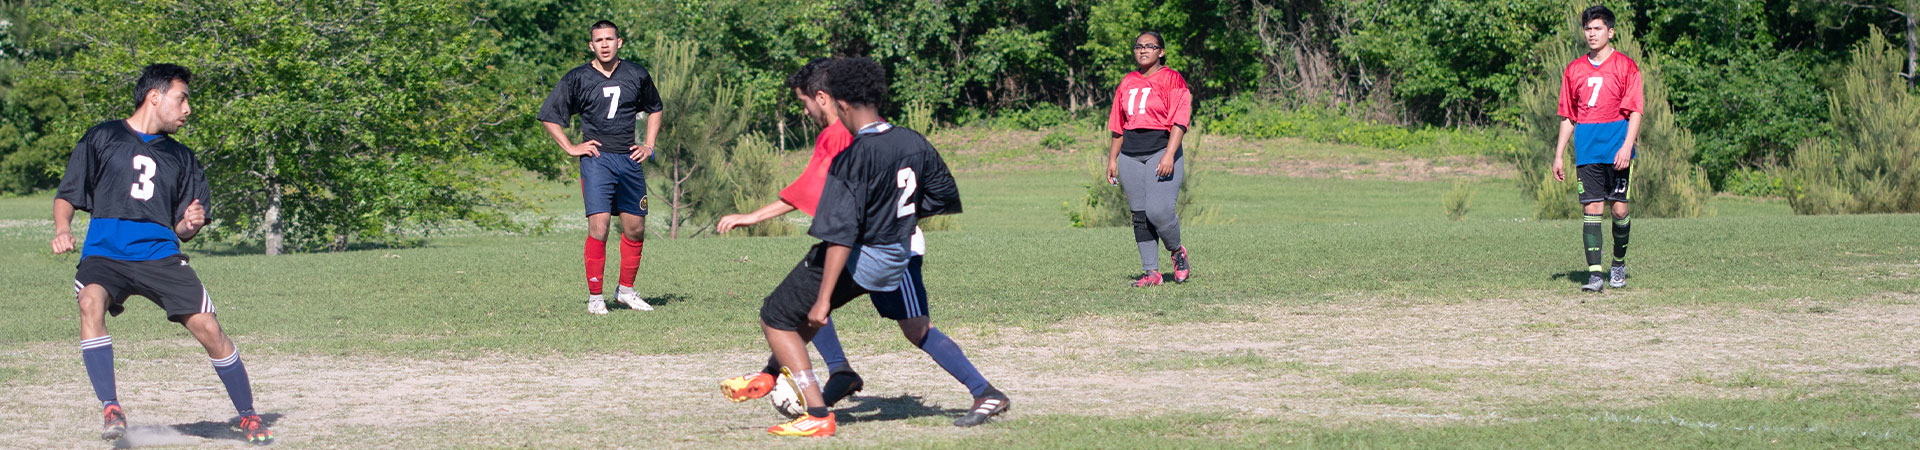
left=3, top=296, right=1915, bottom=448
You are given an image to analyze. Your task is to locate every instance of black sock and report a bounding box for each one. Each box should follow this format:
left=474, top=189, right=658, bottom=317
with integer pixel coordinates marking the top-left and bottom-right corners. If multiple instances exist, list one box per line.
left=761, top=355, right=780, bottom=376
left=808, top=406, right=829, bottom=418
left=1612, top=215, right=1630, bottom=265
left=1583, top=214, right=1604, bottom=273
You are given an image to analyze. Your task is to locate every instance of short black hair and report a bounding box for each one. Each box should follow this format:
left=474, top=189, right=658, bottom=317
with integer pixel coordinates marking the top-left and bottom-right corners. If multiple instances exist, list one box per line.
left=1581, top=5, right=1616, bottom=29
left=590, top=20, right=619, bottom=38
left=824, top=57, right=886, bottom=108
left=133, top=63, right=192, bottom=109
left=787, top=57, right=834, bottom=95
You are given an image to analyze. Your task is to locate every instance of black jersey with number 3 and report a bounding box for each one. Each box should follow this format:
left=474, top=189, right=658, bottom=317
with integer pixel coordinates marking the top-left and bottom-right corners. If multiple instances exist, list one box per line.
left=810, top=124, right=960, bottom=249
left=55, top=120, right=211, bottom=234
left=537, top=60, right=664, bottom=153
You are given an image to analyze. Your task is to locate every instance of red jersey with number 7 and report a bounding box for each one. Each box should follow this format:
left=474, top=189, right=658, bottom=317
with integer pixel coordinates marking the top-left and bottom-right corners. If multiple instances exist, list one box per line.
left=1557, top=51, right=1643, bottom=124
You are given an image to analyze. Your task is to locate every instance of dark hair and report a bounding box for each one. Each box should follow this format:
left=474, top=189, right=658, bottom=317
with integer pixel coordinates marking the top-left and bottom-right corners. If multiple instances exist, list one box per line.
left=1138, top=31, right=1167, bottom=65
left=590, top=20, right=619, bottom=38
left=824, top=57, right=886, bottom=108
left=1581, top=5, right=1615, bottom=29
left=133, top=63, right=192, bottom=109
left=787, top=57, right=834, bottom=95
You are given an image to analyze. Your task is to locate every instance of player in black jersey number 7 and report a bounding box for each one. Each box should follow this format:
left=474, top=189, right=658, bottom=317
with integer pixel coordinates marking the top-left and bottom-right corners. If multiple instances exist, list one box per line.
left=51, top=64, right=273, bottom=445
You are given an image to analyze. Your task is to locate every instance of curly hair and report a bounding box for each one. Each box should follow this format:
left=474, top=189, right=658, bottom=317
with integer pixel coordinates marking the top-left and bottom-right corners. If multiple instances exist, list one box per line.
left=786, top=57, right=834, bottom=95
left=824, top=57, right=887, bottom=108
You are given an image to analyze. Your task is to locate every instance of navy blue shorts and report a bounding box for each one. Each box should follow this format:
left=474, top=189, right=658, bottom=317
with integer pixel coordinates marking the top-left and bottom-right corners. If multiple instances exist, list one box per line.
left=580, top=152, right=648, bottom=216
left=867, top=255, right=929, bottom=320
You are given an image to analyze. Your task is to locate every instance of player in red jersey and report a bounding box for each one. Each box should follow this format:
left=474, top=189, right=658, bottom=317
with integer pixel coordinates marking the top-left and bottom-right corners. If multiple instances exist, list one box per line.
left=1551, top=5, right=1643, bottom=293
left=1106, top=31, right=1194, bottom=287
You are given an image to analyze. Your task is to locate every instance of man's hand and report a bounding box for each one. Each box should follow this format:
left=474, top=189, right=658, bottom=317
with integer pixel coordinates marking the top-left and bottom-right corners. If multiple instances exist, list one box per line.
left=1552, top=158, right=1566, bottom=182
left=176, top=199, right=207, bottom=238
left=1612, top=148, right=1631, bottom=170
left=51, top=231, right=76, bottom=254
left=628, top=144, right=654, bottom=162
left=807, top=299, right=831, bottom=328
left=715, top=213, right=759, bottom=235
left=566, top=140, right=602, bottom=158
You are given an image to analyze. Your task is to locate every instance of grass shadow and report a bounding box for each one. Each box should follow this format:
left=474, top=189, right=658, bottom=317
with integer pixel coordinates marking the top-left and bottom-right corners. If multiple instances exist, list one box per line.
left=834, top=394, right=962, bottom=424
left=111, top=413, right=281, bottom=448
left=1551, top=270, right=1600, bottom=285
left=613, top=293, right=690, bottom=309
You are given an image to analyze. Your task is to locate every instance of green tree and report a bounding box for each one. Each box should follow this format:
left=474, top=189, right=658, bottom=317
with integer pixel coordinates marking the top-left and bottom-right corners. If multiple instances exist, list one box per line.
left=19, top=0, right=528, bottom=254
left=1789, top=29, right=1920, bottom=214
left=643, top=35, right=755, bottom=238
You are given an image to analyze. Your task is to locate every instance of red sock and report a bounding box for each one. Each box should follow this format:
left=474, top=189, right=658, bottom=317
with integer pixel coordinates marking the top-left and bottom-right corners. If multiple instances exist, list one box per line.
left=585, top=237, right=607, bottom=295
left=619, top=236, right=643, bottom=288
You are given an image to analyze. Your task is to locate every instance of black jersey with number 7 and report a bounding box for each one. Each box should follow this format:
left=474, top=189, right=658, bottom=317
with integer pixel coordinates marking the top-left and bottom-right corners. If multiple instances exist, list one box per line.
left=55, top=120, right=211, bottom=238
left=536, top=61, right=664, bottom=154
left=809, top=125, right=960, bottom=249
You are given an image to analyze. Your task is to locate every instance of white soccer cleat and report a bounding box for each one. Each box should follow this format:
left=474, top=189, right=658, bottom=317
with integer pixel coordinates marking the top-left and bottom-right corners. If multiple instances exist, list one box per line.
left=587, top=295, right=609, bottom=315
left=616, top=286, right=652, bottom=311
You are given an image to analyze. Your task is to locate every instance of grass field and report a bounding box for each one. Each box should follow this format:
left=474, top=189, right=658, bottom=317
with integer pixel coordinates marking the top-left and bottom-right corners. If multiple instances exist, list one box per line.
left=2, top=130, right=1917, bottom=448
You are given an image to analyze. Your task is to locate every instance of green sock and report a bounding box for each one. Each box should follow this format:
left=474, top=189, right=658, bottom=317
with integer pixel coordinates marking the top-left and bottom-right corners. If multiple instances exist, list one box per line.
left=1612, top=215, right=1630, bottom=265
left=1583, top=214, right=1604, bottom=273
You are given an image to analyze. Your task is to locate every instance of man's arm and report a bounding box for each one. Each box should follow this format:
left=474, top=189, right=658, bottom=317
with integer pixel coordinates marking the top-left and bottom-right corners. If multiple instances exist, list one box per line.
left=636, top=110, right=662, bottom=161
left=51, top=198, right=77, bottom=254
left=174, top=199, right=205, bottom=241
left=1553, top=119, right=1575, bottom=181
left=1614, top=111, right=1642, bottom=169
left=543, top=121, right=600, bottom=158
left=810, top=243, right=851, bottom=327
left=716, top=200, right=799, bottom=234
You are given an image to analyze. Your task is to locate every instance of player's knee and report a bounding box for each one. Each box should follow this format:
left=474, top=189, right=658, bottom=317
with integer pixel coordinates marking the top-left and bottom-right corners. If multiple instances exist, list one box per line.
left=75, top=293, right=108, bottom=316
left=1145, top=207, right=1177, bottom=227
left=622, top=228, right=645, bottom=242
left=1131, top=210, right=1154, bottom=241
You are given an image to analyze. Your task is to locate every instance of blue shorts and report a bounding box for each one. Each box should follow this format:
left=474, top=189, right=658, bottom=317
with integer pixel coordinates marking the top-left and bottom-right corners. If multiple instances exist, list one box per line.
left=867, top=255, right=929, bottom=320
left=580, top=152, right=648, bottom=216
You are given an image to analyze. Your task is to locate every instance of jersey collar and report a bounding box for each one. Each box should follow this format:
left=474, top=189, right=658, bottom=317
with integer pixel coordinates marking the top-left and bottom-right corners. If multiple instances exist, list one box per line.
left=856, top=121, right=892, bottom=136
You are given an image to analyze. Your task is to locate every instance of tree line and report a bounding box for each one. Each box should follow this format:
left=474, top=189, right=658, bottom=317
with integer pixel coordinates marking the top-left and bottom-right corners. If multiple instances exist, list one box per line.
left=0, top=0, right=1914, bottom=252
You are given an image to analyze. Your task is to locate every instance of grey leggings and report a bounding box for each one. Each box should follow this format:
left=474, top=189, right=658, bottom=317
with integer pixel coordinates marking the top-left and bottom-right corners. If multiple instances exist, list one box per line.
left=1117, top=147, right=1183, bottom=271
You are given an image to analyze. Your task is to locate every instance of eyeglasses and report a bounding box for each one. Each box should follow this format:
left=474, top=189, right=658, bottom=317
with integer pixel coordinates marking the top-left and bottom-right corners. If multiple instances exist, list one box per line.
left=1131, top=44, right=1162, bottom=50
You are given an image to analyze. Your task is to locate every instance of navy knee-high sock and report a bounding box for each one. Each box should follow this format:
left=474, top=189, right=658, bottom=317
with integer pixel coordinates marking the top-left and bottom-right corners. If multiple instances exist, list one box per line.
left=81, top=336, right=116, bottom=406
left=813, top=318, right=852, bottom=374
left=211, top=349, right=255, bottom=416
left=915, top=327, right=991, bottom=398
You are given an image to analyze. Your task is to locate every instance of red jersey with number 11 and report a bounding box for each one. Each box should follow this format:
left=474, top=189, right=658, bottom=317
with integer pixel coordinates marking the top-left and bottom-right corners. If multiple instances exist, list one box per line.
left=1558, top=51, right=1643, bottom=124
left=1107, top=68, right=1193, bottom=134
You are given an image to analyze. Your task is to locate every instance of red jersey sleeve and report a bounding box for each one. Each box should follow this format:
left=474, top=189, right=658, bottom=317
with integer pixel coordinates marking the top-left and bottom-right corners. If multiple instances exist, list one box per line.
left=1557, top=62, right=1578, bottom=121
left=1107, top=81, right=1128, bottom=135
left=1618, top=59, right=1644, bottom=114
left=778, top=122, right=854, bottom=216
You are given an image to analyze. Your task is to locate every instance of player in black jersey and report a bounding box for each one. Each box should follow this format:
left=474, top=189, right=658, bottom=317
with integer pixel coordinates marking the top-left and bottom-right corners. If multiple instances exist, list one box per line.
left=538, top=20, right=666, bottom=314
left=51, top=64, right=273, bottom=445
left=757, top=57, right=1003, bottom=438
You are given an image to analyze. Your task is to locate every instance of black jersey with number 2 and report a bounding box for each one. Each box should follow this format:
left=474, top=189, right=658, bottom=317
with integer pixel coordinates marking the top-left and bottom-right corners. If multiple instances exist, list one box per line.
left=810, top=124, right=960, bottom=250
left=56, top=120, right=212, bottom=234
left=537, top=60, right=664, bottom=154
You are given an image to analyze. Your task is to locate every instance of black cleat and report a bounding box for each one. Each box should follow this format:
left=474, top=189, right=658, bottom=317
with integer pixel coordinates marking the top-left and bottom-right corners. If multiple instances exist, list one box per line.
left=821, top=370, right=865, bottom=407
left=952, top=390, right=1010, bottom=427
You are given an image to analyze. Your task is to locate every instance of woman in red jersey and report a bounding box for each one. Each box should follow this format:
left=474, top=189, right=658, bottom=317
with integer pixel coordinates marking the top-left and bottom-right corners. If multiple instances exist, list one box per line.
left=1106, top=31, right=1193, bottom=287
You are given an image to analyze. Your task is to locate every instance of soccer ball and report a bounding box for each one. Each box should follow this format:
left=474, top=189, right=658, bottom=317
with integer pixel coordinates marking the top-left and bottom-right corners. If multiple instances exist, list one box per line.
left=767, top=370, right=810, bottom=418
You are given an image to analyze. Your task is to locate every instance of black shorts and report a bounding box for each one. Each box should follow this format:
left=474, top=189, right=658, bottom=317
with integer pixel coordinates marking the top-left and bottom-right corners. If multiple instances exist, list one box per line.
left=1577, top=163, right=1631, bottom=204
left=74, top=254, right=214, bottom=323
left=760, top=243, right=870, bottom=331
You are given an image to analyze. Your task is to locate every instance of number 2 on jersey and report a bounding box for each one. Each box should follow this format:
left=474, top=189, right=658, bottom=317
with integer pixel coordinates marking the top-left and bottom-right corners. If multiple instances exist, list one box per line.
left=130, top=155, right=156, bottom=201
left=1585, top=77, right=1603, bottom=107
left=601, top=86, right=622, bottom=119
left=895, top=168, right=917, bottom=218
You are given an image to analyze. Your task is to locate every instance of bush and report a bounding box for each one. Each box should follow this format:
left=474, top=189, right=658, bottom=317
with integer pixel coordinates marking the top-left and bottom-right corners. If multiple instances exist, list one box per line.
left=719, top=133, right=792, bottom=237
left=1064, top=123, right=1228, bottom=228
left=1204, top=96, right=1521, bottom=157
left=1443, top=180, right=1473, bottom=221
left=1720, top=167, right=1788, bottom=198
left=1788, top=30, right=1920, bottom=215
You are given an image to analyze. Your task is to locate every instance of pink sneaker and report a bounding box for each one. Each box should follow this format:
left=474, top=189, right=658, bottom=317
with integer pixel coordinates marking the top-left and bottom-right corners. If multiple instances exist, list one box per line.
left=1170, top=246, right=1191, bottom=283
left=1131, top=271, right=1163, bottom=287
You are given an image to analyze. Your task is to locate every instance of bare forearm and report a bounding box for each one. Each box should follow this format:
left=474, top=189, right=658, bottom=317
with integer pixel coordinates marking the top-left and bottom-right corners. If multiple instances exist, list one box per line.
left=174, top=221, right=199, bottom=240
left=1108, top=134, right=1124, bottom=162
left=541, top=121, right=573, bottom=151
left=1619, top=112, right=1642, bottom=153
left=753, top=200, right=799, bottom=222
left=1554, top=119, right=1575, bottom=159
left=1167, top=126, right=1186, bottom=153
left=816, top=244, right=851, bottom=309
left=643, top=111, right=662, bottom=148
left=52, top=198, right=74, bottom=233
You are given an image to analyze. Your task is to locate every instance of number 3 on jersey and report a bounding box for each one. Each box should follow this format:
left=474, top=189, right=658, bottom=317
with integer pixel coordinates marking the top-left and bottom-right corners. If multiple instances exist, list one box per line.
left=601, top=86, right=621, bottom=119
left=130, top=155, right=156, bottom=200
left=895, top=168, right=917, bottom=218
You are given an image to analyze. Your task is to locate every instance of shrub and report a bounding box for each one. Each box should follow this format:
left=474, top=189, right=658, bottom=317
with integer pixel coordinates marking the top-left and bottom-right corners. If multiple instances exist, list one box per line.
left=1065, top=123, right=1228, bottom=228
left=1443, top=180, right=1473, bottom=221
left=1788, top=30, right=1920, bottom=215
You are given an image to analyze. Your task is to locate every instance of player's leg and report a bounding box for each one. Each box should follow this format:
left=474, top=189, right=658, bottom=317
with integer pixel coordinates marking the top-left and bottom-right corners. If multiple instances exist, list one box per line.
left=75, top=258, right=131, bottom=440
left=727, top=251, right=828, bottom=403
left=611, top=156, right=651, bottom=310
left=582, top=154, right=617, bottom=314
left=763, top=321, right=835, bottom=436
left=1608, top=167, right=1632, bottom=288
left=875, top=256, right=1007, bottom=426
left=1144, top=150, right=1190, bottom=283
left=811, top=318, right=858, bottom=404
left=1577, top=164, right=1609, bottom=292
left=152, top=256, right=271, bottom=445
left=1115, top=152, right=1163, bottom=286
